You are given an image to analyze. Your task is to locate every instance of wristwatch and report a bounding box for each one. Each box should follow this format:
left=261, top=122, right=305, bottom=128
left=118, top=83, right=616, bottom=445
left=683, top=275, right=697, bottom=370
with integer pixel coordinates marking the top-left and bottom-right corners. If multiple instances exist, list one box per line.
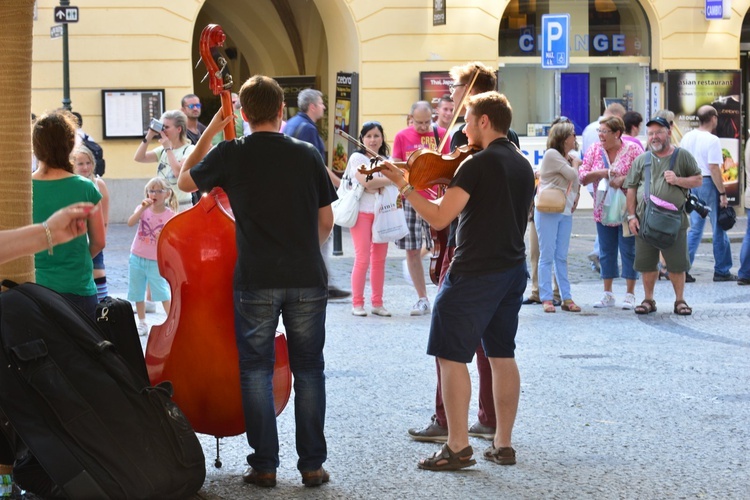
left=627, top=214, right=637, bottom=221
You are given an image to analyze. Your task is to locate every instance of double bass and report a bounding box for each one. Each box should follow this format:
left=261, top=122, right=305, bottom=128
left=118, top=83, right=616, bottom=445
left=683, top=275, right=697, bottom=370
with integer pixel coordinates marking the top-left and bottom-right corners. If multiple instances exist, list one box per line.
left=145, top=24, right=292, bottom=467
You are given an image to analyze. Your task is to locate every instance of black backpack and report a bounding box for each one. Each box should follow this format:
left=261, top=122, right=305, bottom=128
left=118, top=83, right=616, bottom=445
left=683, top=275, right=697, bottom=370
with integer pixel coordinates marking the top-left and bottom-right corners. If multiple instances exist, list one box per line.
left=0, top=282, right=205, bottom=499
left=81, top=133, right=106, bottom=177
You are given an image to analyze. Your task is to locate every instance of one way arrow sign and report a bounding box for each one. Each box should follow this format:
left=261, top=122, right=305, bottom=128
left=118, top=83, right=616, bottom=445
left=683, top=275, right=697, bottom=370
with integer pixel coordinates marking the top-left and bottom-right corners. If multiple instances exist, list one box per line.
left=53, top=6, right=79, bottom=23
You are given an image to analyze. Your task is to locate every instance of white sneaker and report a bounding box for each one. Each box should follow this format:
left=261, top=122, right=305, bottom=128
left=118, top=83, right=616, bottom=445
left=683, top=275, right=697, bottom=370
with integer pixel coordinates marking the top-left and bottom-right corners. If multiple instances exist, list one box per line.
left=410, top=297, right=430, bottom=316
left=622, top=293, right=636, bottom=310
left=402, top=260, right=414, bottom=286
left=352, top=306, right=367, bottom=317
left=371, top=306, right=391, bottom=317
left=592, top=292, right=616, bottom=308
left=137, top=321, right=149, bottom=336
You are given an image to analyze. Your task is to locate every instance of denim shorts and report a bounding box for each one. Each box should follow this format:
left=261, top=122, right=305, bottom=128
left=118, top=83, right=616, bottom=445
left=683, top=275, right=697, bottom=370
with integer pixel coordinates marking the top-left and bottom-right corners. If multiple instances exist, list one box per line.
left=428, top=263, right=527, bottom=363
left=92, top=250, right=105, bottom=270
left=127, top=254, right=171, bottom=302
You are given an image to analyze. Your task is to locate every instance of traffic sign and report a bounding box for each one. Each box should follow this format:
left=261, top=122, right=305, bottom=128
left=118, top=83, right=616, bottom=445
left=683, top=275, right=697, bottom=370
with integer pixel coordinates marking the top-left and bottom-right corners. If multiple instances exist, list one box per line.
left=50, top=24, right=64, bottom=39
left=541, top=14, right=569, bottom=70
left=54, top=6, right=79, bottom=23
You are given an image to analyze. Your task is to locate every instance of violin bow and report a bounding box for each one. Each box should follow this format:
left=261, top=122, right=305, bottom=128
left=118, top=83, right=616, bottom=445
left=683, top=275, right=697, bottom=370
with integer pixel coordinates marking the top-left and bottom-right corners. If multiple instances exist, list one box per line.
left=436, top=69, right=480, bottom=153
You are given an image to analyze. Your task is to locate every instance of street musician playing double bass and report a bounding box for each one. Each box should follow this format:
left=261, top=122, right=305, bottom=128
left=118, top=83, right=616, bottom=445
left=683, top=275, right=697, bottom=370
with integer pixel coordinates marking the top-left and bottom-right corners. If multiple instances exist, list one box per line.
left=407, top=61, right=522, bottom=447
left=376, top=91, right=534, bottom=470
left=178, top=75, right=335, bottom=488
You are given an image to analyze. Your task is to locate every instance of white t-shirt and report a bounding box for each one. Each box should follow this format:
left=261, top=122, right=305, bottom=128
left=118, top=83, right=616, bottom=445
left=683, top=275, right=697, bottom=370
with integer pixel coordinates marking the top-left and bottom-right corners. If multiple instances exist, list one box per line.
left=679, top=129, right=722, bottom=176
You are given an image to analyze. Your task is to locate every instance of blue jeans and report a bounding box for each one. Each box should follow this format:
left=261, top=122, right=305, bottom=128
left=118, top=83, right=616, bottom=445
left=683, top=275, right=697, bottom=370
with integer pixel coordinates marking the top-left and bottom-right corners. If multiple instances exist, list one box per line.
left=596, top=222, right=637, bottom=280
left=234, top=286, right=328, bottom=473
left=687, top=177, right=732, bottom=275
left=535, top=210, right=573, bottom=301
left=739, top=222, right=750, bottom=280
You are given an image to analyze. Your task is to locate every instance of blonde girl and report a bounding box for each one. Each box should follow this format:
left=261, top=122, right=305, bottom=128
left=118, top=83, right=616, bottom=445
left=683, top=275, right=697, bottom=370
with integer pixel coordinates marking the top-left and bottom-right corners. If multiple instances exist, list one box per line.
left=127, top=177, right=178, bottom=335
left=73, top=145, right=110, bottom=301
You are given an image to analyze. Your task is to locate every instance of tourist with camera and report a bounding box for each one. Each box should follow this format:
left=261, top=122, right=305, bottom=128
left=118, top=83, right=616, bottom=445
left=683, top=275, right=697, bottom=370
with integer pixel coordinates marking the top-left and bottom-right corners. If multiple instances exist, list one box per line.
left=624, top=117, right=702, bottom=316
left=682, top=105, right=737, bottom=283
left=134, top=110, right=196, bottom=212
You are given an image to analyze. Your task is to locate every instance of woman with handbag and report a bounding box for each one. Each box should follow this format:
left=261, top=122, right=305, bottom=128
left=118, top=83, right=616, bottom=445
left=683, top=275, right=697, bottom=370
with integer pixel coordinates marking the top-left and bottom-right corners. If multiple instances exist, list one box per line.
left=346, top=121, right=396, bottom=317
left=579, top=116, right=642, bottom=310
left=535, top=122, right=581, bottom=313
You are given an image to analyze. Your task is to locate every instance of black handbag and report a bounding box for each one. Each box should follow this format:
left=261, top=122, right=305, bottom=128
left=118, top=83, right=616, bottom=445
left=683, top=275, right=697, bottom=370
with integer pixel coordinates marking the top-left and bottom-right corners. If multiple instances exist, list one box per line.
left=717, top=206, right=737, bottom=231
left=639, top=149, right=684, bottom=250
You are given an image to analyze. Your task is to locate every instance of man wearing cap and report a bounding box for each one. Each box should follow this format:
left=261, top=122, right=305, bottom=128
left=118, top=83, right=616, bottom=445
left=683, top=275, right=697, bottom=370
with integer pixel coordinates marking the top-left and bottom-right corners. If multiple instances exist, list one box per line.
left=624, top=117, right=702, bottom=315
left=682, top=105, right=737, bottom=283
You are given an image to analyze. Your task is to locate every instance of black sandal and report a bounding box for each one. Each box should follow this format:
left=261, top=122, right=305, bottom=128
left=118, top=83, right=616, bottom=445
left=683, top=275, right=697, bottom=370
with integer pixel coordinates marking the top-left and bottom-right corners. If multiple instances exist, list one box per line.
left=634, top=299, right=657, bottom=315
left=673, top=300, right=692, bottom=316
left=417, top=444, right=476, bottom=471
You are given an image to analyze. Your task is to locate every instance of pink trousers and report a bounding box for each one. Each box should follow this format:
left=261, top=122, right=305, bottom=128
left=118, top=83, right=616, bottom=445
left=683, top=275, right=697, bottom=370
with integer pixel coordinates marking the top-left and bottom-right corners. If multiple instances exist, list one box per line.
left=350, top=212, right=388, bottom=308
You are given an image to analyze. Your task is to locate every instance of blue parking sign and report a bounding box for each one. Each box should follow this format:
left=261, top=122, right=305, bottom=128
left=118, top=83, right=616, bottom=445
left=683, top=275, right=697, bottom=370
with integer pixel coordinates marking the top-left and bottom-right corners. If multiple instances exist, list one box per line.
left=541, top=14, right=569, bottom=69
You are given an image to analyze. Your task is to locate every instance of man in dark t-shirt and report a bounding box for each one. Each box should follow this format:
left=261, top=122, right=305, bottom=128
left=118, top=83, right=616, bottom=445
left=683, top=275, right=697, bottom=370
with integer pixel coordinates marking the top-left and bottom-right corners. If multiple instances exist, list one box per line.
left=408, top=61, right=522, bottom=446
left=379, top=91, right=534, bottom=470
left=178, top=75, right=335, bottom=488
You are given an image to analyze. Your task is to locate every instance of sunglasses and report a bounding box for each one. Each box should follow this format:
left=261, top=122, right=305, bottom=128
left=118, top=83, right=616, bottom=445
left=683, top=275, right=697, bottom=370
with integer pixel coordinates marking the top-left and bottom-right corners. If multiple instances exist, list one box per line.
left=186, top=103, right=202, bottom=110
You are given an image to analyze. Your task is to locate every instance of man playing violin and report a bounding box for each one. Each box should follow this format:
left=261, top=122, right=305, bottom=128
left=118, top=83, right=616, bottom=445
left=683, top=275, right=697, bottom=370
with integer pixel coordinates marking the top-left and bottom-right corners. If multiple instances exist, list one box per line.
left=377, top=91, right=534, bottom=470
left=408, top=61, right=521, bottom=445
left=178, top=75, right=335, bottom=488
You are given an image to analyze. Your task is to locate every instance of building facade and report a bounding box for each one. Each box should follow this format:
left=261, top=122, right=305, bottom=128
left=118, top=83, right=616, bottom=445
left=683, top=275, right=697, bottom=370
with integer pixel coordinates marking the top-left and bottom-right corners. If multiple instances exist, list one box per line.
left=29, top=0, right=749, bottom=220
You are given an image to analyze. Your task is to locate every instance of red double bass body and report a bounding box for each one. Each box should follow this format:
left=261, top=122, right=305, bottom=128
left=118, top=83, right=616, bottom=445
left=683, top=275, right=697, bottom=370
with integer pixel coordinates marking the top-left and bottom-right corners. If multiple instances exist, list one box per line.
left=145, top=24, right=292, bottom=441
left=145, top=191, right=291, bottom=438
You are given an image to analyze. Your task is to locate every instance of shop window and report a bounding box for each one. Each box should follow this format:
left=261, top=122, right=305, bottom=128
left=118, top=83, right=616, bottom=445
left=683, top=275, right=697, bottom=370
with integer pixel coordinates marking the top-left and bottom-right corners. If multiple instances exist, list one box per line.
left=499, top=0, right=649, bottom=58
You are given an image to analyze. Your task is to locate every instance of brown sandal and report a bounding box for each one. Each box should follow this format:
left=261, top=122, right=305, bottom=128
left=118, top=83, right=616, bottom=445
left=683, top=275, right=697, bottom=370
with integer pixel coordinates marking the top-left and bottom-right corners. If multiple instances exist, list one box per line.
left=561, top=299, right=581, bottom=312
left=634, top=299, right=657, bottom=315
left=673, top=300, right=692, bottom=316
left=542, top=300, right=556, bottom=313
left=483, top=444, right=517, bottom=465
left=417, top=444, right=476, bottom=471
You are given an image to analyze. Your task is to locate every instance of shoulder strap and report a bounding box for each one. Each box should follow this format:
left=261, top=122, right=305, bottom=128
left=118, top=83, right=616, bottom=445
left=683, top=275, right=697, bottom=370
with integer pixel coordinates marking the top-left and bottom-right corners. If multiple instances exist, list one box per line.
left=431, top=124, right=440, bottom=146
left=644, top=153, right=652, bottom=200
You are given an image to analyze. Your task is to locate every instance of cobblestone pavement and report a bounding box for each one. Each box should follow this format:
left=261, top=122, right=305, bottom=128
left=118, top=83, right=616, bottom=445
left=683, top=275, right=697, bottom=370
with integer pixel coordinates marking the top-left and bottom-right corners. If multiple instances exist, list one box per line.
left=102, top=211, right=747, bottom=499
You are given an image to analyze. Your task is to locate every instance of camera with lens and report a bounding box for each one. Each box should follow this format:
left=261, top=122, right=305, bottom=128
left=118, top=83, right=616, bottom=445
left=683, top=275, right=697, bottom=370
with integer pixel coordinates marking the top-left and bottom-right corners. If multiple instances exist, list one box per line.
left=149, top=118, right=164, bottom=132
left=684, top=193, right=710, bottom=219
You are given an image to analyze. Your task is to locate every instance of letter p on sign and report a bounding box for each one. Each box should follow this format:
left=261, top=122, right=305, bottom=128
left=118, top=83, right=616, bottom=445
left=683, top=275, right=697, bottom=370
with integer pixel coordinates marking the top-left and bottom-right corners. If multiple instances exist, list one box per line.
left=541, top=14, right=569, bottom=70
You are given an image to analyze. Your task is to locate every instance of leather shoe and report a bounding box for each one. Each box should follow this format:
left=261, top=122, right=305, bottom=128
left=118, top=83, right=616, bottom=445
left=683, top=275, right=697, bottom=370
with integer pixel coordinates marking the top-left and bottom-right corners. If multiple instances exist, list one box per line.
left=738, top=277, right=750, bottom=286
left=301, top=467, right=330, bottom=487
left=685, top=272, right=696, bottom=283
left=522, top=297, right=541, bottom=305
left=243, top=468, right=276, bottom=487
left=328, top=286, right=351, bottom=299
left=713, top=273, right=738, bottom=282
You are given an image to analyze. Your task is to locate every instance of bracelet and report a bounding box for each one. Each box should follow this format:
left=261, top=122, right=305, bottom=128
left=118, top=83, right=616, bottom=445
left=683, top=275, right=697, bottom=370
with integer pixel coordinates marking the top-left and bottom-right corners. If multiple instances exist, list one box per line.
left=164, top=147, right=173, bottom=152
left=627, top=214, right=637, bottom=221
left=142, top=136, right=148, bottom=143
left=42, top=221, right=54, bottom=256
left=399, top=183, right=414, bottom=197
left=719, top=192, right=726, bottom=196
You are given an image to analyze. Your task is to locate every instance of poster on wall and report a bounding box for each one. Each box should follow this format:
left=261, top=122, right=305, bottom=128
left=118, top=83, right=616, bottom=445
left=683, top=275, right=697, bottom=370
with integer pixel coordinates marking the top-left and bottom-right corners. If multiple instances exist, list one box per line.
left=420, top=71, right=452, bottom=118
left=331, top=72, right=359, bottom=172
left=101, top=89, right=165, bottom=139
left=666, top=71, right=741, bottom=205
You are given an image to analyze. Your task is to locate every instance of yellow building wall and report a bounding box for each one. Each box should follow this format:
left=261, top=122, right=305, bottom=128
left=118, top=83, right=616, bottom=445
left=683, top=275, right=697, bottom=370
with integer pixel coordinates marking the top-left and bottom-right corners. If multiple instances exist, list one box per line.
left=28, top=0, right=750, bottom=220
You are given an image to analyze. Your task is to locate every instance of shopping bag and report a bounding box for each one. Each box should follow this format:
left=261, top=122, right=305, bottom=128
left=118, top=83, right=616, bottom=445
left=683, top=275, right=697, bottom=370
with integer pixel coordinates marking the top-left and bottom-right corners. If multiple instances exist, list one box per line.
left=372, top=185, right=408, bottom=243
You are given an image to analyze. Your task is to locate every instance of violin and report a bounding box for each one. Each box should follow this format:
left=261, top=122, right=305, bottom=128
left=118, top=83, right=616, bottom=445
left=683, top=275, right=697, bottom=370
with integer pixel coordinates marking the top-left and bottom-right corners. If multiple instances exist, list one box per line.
left=144, top=24, right=292, bottom=468
left=336, top=129, right=478, bottom=191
